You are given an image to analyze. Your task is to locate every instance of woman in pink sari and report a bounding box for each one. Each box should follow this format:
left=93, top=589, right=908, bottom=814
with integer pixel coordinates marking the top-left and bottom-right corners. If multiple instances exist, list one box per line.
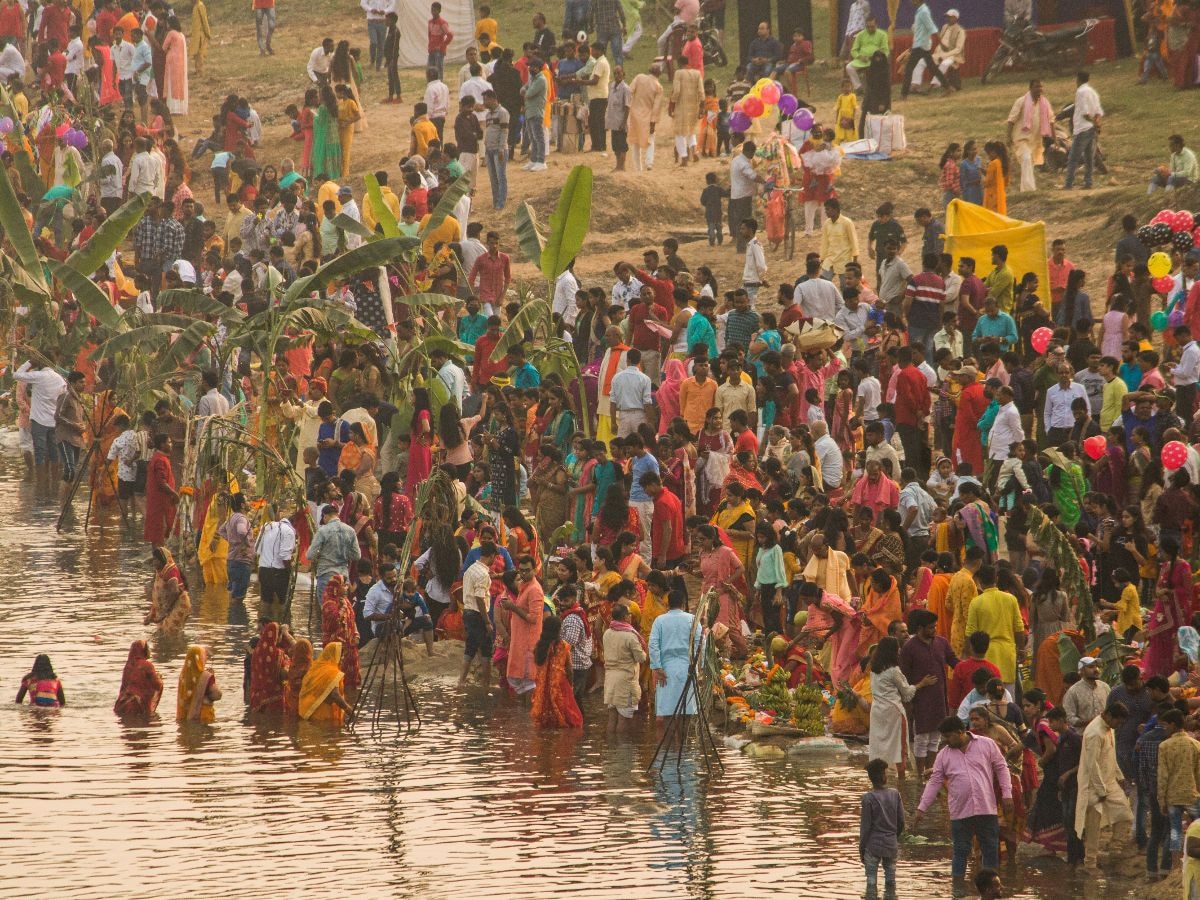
left=799, top=581, right=862, bottom=685
left=161, top=18, right=188, bottom=116
left=697, top=525, right=748, bottom=658
left=92, top=42, right=121, bottom=107
left=656, top=359, right=686, bottom=435
left=1145, top=535, right=1193, bottom=677
left=502, top=557, right=545, bottom=695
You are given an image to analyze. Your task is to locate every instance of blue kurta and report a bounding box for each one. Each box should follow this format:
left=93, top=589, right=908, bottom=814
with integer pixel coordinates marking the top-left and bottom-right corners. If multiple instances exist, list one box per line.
left=648, top=609, right=700, bottom=716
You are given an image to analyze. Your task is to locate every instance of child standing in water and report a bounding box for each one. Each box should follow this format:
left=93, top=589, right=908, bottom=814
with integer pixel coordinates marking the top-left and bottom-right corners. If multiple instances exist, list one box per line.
left=859, top=757, right=904, bottom=898
left=16, top=655, right=66, bottom=707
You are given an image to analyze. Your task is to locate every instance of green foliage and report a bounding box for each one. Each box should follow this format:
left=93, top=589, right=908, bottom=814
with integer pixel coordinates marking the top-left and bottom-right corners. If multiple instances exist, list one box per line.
left=363, top=172, right=399, bottom=238
left=540, top=165, right=592, bottom=282
left=513, top=200, right=546, bottom=265
left=282, top=235, right=419, bottom=304
left=487, top=297, right=551, bottom=362
left=0, top=156, right=45, bottom=288
left=63, top=192, right=151, bottom=278
left=421, top=173, right=472, bottom=237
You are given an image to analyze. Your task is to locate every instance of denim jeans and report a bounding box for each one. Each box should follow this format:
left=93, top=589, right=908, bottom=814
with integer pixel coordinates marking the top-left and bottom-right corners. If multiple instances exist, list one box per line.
left=907, top=323, right=936, bottom=360
left=427, top=50, right=445, bottom=79
left=1169, top=802, right=1200, bottom=852
left=525, top=118, right=546, bottom=163
left=949, top=814, right=999, bottom=878
left=596, top=27, right=623, bottom=66
left=863, top=852, right=896, bottom=895
left=255, top=8, right=275, bottom=52
left=1135, top=783, right=1150, bottom=849
left=1147, top=793, right=1172, bottom=873
left=30, top=420, right=58, bottom=466
left=59, top=442, right=81, bottom=484
left=226, top=559, right=253, bottom=601
left=564, top=0, right=590, bottom=37
left=315, top=571, right=339, bottom=605
left=366, top=19, right=387, bottom=68
left=485, top=148, right=508, bottom=208
left=1064, top=127, right=1096, bottom=188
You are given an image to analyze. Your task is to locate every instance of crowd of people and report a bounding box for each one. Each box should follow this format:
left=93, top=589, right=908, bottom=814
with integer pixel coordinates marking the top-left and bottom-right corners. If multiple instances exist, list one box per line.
left=10, top=0, right=1200, bottom=896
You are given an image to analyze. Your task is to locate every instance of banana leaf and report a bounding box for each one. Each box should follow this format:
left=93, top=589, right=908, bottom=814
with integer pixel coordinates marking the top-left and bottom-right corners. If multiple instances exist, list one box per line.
left=63, top=192, right=150, bottom=278
left=90, top=324, right=183, bottom=361
left=421, top=172, right=471, bottom=238
left=281, top=235, right=420, bottom=304
left=488, top=298, right=551, bottom=362
left=332, top=212, right=375, bottom=240
left=0, top=155, right=46, bottom=290
left=159, top=320, right=218, bottom=371
left=513, top=200, right=546, bottom=266
left=363, top=172, right=399, bottom=239
left=47, top=260, right=122, bottom=330
left=156, top=288, right=246, bottom=322
left=540, top=165, right=592, bottom=282
left=391, top=290, right=462, bottom=308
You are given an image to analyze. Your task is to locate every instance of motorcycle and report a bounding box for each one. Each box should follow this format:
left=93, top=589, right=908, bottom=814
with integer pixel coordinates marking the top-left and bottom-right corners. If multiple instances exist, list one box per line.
left=981, top=16, right=1099, bottom=85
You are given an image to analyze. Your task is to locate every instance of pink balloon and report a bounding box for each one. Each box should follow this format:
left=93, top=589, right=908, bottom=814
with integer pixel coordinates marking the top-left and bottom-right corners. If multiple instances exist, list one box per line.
left=1151, top=210, right=1173, bottom=225
left=1163, top=440, right=1189, bottom=471
left=743, top=96, right=764, bottom=118
left=760, top=82, right=781, bottom=105
left=1030, top=326, right=1054, bottom=355
left=1083, top=435, right=1106, bottom=461
left=1176, top=211, right=1196, bottom=233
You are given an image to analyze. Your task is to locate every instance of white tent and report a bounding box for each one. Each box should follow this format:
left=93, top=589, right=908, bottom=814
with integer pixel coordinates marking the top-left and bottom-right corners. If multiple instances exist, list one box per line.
left=397, top=0, right=476, bottom=70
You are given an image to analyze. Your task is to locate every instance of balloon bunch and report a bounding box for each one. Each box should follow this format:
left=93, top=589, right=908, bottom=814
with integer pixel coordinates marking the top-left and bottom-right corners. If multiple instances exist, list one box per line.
left=1136, top=208, right=1200, bottom=255
left=729, top=78, right=811, bottom=135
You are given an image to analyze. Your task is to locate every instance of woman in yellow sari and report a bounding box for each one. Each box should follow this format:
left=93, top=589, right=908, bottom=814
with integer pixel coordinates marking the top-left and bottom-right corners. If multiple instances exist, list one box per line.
left=299, top=642, right=354, bottom=726
left=712, top=481, right=757, bottom=581
left=197, top=492, right=230, bottom=587
left=177, top=646, right=221, bottom=723
left=339, top=421, right=380, bottom=503
left=830, top=664, right=873, bottom=736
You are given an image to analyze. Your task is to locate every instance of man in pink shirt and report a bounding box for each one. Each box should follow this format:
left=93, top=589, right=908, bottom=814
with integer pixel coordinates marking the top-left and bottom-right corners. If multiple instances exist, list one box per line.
left=426, top=1, right=453, bottom=79
left=1047, top=238, right=1074, bottom=310
left=913, top=716, right=1013, bottom=881
left=467, top=230, right=511, bottom=310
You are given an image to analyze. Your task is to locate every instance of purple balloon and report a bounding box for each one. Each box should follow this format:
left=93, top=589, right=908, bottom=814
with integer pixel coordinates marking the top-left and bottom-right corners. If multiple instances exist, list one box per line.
left=1170, top=309, right=1186, bottom=327
left=729, top=111, right=751, bottom=133
left=792, top=108, right=814, bottom=131
left=778, top=94, right=798, bottom=117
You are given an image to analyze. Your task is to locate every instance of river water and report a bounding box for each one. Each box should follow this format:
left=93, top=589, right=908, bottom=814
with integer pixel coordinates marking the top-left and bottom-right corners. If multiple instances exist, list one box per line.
left=0, top=461, right=1147, bottom=898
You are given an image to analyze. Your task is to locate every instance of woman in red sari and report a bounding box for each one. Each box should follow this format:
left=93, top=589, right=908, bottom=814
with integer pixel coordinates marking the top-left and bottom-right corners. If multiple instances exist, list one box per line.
left=283, top=638, right=313, bottom=718
left=248, top=622, right=290, bottom=715
left=1145, top=535, right=1193, bottom=676
left=321, top=574, right=361, bottom=697
left=143, top=433, right=178, bottom=544
left=92, top=42, right=122, bottom=106
left=697, top=524, right=748, bottom=658
left=530, top=616, right=583, bottom=728
left=404, top=387, right=433, bottom=497
left=114, top=640, right=164, bottom=718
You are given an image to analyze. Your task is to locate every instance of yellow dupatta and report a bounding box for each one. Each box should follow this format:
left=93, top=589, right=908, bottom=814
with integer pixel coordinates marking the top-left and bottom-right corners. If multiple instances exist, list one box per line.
left=176, top=646, right=213, bottom=723
left=299, top=642, right=344, bottom=722
left=713, top=499, right=756, bottom=568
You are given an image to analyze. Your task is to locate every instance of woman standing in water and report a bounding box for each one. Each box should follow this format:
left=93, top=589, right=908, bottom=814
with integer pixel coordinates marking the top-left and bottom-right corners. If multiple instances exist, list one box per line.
left=530, top=616, right=584, bottom=728
left=299, top=643, right=354, bottom=726
left=114, top=640, right=163, bottom=717
left=145, top=546, right=192, bottom=632
left=16, top=655, right=66, bottom=707
left=177, top=646, right=221, bottom=722
left=248, top=622, right=290, bottom=715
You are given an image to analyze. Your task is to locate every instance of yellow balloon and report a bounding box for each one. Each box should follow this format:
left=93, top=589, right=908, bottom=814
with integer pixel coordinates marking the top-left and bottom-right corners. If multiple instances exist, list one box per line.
left=1148, top=251, right=1172, bottom=278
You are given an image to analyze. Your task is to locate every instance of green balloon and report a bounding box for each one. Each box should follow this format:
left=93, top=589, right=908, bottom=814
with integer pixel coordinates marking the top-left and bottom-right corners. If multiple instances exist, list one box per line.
left=1151, top=311, right=1169, bottom=331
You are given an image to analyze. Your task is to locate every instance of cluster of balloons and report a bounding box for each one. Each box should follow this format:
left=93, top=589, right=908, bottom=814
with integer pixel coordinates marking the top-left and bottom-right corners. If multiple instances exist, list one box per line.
left=1163, top=439, right=1190, bottom=472
left=55, top=126, right=88, bottom=150
left=729, top=77, right=812, bottom=135
left=1150, top=309, right=1186, bottom=331
left=1137, top=209, right=1200, bottom=255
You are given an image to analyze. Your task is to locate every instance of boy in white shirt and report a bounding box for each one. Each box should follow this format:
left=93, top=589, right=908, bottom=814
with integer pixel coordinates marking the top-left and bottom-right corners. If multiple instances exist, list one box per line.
left=740, top=218, right=767, bottom=301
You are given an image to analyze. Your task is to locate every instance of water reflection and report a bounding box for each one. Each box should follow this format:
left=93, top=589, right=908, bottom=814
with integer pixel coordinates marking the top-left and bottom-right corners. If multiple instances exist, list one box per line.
left=0, top=462, right=1149, bottom=898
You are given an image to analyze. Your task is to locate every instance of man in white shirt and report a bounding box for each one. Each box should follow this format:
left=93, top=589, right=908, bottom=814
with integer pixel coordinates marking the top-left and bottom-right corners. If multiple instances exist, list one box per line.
left=459, top=543, right=497, bottom=687
left=729, top=140, right=760, bottom=252
left=361, top=0, right=396, bottom=71
left=457, top=45, right=481, bottom=89
left=0, top=38, right=24, bottom=81
left=986, top=385, right=1024, bottom=487
left=256, top=507, right=297, bottom=609
left=1171, top=325, right=1200, bottom=422
left=1063, top=70, right=1103, bottom=190
left=458, top=62, right=490, bottom=111
left=609, top=347, right=653, bottom=437
left=552, top=264, right=580, bottom=329
left=64, top=28, right=83, bottom=87
left=431, top=347, right=467, bottom=409
left=854, top=359, right=881, bottom=421
left=795, top=256, right=844, bottom=320
left=812, top=421, right=843, bottom=491
left=98, top=139, right=124, bottom=215
left=149, top=141, right=167, bottom=200
left=337, top=185, right=364, bottom=249
left=364, top=565, right=400, bottom=637
left=195, top=369, right=230, bottom=424
left=1043, top=363, right=1090, bottom=445
left=307, top=38, right=335, bottom=83
left=423, top=68, right=451, bottom=135
left=13, top=360, right=66, bottom=469
left=126, top=137, right=157, bottom=196
left=741, top=219, right=767, bottom=301
left=611, top=262, right=642, bottom=311
left=112, top=27, right=135, bottom=97
left=460, top=221, right=487, bottom=283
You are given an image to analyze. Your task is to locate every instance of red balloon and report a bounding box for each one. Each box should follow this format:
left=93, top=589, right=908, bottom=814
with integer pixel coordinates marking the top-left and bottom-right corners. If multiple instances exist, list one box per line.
left=1083, top=435, right=1106, bottom=461
left=1163, top=440, right=1189, bottom=471
left=1174, top=211, right=1195, bottom=233
left=1151, top=210, right=1173, bottom=226
left=1030, top=326, right=1054, bottom=355
left=743, top=96, right=765, bottom=118
left=1153, top=275, right=1175, bottom=294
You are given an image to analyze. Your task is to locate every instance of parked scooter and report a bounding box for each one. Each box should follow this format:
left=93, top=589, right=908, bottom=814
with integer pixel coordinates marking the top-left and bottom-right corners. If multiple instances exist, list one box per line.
left=981, top=16, right=1099, bottom=85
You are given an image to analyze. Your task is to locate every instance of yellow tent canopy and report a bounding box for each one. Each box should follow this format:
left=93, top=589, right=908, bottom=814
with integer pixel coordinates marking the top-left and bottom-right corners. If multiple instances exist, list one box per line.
left=944, top=200, right=1050, bottom=309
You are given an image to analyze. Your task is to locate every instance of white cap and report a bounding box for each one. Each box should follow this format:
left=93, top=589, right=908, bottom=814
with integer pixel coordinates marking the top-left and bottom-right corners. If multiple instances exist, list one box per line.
left=1077, top=656, right=1098, bottom=670
left=946, top=8, right=960, bottom=17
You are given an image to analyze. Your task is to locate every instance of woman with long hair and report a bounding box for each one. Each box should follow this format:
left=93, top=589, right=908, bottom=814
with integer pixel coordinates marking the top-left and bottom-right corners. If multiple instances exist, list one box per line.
left=530, top=444, right=571, bottom=546
left=696, top=407, right=732, bottom=515
left=330, top=39, right=366, bottom=133
left=321, top=574, right=361, bottom=696
left=439, top=401, right=472, bottom=479
left=1029, top=569, right=1070, bottom=678
left=591, top=483, right=640, bottom=548
left=161, top=17, right=189, bottom=115
left=221, top=93, right=251, bottom=154
left=754, top=522, right=787, bottom=633
left=983, top=140, right=1009, bottom=215
left=868, top=635, right=934, bottom=777
left=1146, top=535, right=1193, bottom=677
left=176, top=646, right=220, bottom=722
left=283, top=638, right=313, bottom=718
left=374, top=471, right=413, bottom=549
left=299, top=643, right=354, bottom=726
left=657, top=360, right=687, bottom=436
left=114, top=640, right=163, bottom=718
left=1056, top=268, right=1090, bottom=328
left=309, top=84, right=342, bottom=181
left=16, top=654, right=66, bottom=707
left=404, top=387, right=433, bottom=496
left=299, top=88, right=318, bottom=177
left=248, top=622, right=290, bottom=715
left=485, top=400, right=521, bottom=515
left=530, top=616, right=584, bottom=728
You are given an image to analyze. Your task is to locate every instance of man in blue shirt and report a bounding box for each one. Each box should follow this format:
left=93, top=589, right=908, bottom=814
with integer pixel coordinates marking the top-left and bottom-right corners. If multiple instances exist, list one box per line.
left=971, top=296, right=1018, bottom=352
left=626, top=433, right=660, bottom=558
left=746, top=21, right=783, bottom=81
left=316, top=401, right=350, bottom=476
left=507, top=345, right=541, bottom=388
left=901, top=0, right=947, bottom=98
left=130, top=27, right=153, bottom=122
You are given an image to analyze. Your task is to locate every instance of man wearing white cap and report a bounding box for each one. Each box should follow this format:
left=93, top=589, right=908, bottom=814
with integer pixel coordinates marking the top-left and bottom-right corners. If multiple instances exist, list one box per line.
left=337, top=185, right=364, bottom=249
left=917, top=9, right=965, bottom=91
left=1062, top=656, right=1111, bottom=728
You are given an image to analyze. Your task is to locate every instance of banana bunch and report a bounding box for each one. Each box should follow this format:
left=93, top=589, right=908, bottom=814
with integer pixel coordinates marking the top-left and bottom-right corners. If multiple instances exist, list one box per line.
left=747, top=668, right=794, bottom=718
left=789, top=684, right=827, bottom=736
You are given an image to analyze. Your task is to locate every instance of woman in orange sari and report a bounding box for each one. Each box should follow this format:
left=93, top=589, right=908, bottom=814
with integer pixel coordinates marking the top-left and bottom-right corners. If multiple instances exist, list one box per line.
left=924, top=553, right=955, bottom=642
left=248, top=622, right=290, bottom=715
left=320, top=574, right=360, bottom=697
left=299, top=642, right=354, bottom=726
left=283, top=638, right=313, bottom=717
left=530, top=617, right=584, bottom=728
left=858, top=568, right=902, bottom=656
left=339, top=422, right=380, bottom=503
left=114, top=640, right=163, bottom=718
left=503, top=506, right=541, bottom=578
